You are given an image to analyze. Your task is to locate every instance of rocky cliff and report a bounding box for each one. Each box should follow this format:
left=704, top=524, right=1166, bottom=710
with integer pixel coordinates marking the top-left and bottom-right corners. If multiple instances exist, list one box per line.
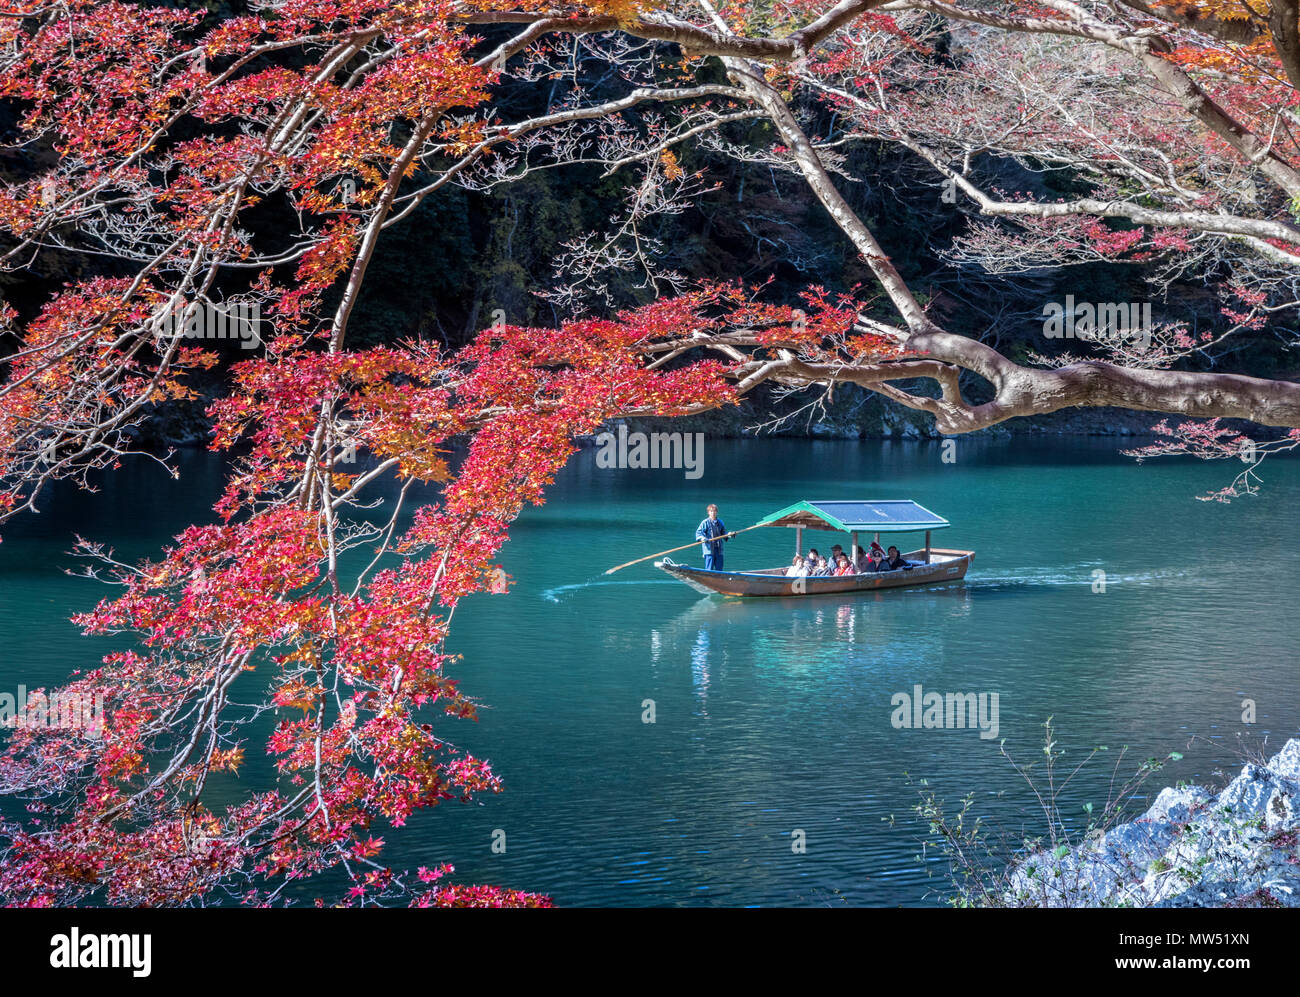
left=1005, top=739, right=1300, bottom=907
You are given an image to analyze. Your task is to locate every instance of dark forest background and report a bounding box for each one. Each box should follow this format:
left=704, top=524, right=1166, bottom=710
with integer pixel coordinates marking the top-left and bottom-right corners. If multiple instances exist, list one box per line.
left=3, top=0, right=1296, bottom=442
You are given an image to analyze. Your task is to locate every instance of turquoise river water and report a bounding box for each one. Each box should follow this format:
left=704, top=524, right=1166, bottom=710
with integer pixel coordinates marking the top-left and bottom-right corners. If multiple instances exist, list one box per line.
left=1, top=437, right=1297, bottom=906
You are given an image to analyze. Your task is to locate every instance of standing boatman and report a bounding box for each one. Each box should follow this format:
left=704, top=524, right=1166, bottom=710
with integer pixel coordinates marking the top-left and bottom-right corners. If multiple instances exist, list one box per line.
left=695, top=503, right=729, bottom=571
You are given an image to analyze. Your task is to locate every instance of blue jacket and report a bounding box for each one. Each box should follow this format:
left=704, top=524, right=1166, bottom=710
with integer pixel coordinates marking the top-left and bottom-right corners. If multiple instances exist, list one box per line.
left=696, top=517, right=728, bottom=556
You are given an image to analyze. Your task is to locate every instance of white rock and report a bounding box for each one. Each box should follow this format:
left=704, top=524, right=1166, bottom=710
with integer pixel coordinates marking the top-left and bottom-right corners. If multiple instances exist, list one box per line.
left=1141, top=785, right=1210, bottom=824
left=1214, top=762, right=1300, bottom=821
left=1001, top=737, right=1300, bottom=907
left=1264, top=787, right=1300, bottom=831
left=1267, top=740, right=1300, bottom=784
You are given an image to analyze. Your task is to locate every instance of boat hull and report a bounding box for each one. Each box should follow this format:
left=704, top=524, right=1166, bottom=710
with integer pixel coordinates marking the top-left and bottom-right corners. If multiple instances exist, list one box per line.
left=656, top=549, right=975, bottom=597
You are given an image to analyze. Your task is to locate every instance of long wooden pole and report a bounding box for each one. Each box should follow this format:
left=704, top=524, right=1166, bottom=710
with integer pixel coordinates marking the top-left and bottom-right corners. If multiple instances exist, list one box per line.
left=604, top=523, right=770, bottom=575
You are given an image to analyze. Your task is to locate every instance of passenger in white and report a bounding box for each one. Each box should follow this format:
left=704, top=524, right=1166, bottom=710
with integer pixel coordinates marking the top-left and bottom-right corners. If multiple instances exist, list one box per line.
left=805, top=549, right=832, bottom=576
left=785, top=554, right=809, bottom=577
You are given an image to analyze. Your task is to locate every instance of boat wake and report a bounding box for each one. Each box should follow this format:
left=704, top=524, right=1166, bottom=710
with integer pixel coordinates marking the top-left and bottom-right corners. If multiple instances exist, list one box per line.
left=963, top=564, right=1190, bottom=591
left=540, top=579, right=683, bottom=603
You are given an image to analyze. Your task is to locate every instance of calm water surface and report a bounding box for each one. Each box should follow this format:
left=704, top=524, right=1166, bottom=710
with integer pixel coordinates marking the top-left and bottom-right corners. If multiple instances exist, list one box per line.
left=1, top=437, right=1297, bottom=906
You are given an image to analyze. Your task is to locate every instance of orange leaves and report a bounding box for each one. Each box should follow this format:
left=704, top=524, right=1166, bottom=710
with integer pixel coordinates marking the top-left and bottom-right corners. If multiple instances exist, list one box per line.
left=0, top=1, right=201, bottom=159
left=203, top=15, right=270, bottom=57
left=1162, top=35, right=1290, bottom=85
left=210, top=747, right=246, bottom=773
left=1151, top=0, right=1262, bottom=22
left=98, top=741, right=145, bottom=782
left=369, top=429, right=452, bottom=483
left=437, top=118, right=490, bottom=158
left=358, top=45, right=491, bottom=121
left=683, top=280, right=899, bottom=364
left=1148, top=1, right=1300, bottom=160
left=580, top=0, right=655, bottom=26
left=193, top=66, right=310, bottom=122
left=843, top=332, right=900, bottom=362
left=208, top=345, right=460, bottom=509
left=294, top=217, right=362, bottom=297
left=274, top=677, right=322, bottom=712
left=660, top=148, right=685, bottom=181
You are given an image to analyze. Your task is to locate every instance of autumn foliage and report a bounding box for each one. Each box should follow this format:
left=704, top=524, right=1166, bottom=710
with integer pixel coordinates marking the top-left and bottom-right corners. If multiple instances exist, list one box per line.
left=0, top=0, right=903, bottom=905
left=1, top=0, right=1298, bottom=905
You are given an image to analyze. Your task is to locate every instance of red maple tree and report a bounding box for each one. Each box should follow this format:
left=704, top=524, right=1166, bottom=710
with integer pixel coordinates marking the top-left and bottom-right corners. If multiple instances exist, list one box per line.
left=1, top=0, right=1298, bottom=904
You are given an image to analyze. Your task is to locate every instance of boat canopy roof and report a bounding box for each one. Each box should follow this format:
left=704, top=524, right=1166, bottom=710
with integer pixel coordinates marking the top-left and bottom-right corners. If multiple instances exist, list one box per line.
left=757, top=499, right=950, bottom=533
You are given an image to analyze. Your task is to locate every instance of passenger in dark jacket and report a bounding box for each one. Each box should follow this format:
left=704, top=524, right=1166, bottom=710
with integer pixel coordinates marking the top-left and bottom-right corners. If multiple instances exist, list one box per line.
left=884, top=545, right=910, bottom=571
left=864, top=541, right=888, bottom=571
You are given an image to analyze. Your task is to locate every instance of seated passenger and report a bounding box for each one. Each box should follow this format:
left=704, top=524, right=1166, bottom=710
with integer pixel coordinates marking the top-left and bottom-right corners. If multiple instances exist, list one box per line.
left=876, top=542, right=896, bottom=571
left=884, top=545, right=910, bottom=571
left=833, top=553, right=854, bottom=576
left=852, top=548, right=869, bottom=573
left=786, top=554, right=808, bottom=577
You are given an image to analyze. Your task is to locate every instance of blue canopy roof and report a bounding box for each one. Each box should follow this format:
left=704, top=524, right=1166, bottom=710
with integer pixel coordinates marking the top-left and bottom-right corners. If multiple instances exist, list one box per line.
left=757, top=500, right=949, bottom=533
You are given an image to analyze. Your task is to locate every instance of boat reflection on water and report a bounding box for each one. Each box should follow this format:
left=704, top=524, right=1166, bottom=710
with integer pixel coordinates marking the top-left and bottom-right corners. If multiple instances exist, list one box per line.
left=649, top=585, right=974, bottom=714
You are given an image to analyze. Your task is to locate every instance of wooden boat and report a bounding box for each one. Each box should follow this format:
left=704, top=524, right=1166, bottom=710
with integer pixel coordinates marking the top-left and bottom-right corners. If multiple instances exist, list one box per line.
left=656, top=499, right=974, bottom=598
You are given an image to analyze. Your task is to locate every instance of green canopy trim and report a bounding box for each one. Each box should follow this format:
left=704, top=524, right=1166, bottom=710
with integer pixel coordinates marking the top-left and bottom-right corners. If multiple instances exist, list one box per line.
left=757, top=500, right=950, bottom=533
